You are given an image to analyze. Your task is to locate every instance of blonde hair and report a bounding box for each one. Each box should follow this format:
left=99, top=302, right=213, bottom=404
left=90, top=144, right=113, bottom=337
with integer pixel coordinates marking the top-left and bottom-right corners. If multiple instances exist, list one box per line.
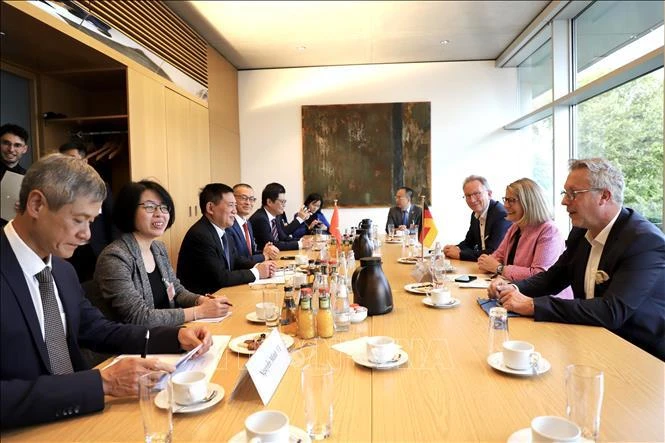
left=507, top=178, right=552, bottom=226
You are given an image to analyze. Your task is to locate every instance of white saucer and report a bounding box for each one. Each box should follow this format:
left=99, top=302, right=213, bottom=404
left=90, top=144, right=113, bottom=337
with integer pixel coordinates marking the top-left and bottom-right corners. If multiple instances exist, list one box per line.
left=155, top=383, right=224, bottom=413
left=404, top=282, right=433, bottom=295
left=385, top=238, right=403, bottom=244
left=352, top=351, right=409, bottom=370
left=506, top=427, right=593, bottom=443
left=229, top=425, right=312, bottom=443
left=487, top=352, right=551, bottom=376
left=422, top=297, right=460, bottom=309
left=245, top=312, right=265, bottom=323
left=228, top=332, right=295, bottom=355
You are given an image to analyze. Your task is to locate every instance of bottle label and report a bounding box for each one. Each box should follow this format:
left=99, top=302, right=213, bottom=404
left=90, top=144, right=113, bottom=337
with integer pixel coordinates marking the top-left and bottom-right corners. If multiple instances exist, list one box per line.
left=319, top=296, right=330, bottom=309
left=300, top=297, right=311, bottom=310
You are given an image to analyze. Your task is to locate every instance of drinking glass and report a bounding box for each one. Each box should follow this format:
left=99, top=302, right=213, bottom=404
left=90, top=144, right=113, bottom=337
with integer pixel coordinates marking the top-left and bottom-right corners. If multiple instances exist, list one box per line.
left=565, top=364, right=604, bottom=441
left=488, top=307, right=509, bottom=355
left=387, top=223, right=395, bottom=240
left=139, top=371, right=172, bottom=443
left=262, top=288, right=282, bottom=328
left=301, top=363, right=334, bottom=440
left=431, top=256, right=448, bottom=289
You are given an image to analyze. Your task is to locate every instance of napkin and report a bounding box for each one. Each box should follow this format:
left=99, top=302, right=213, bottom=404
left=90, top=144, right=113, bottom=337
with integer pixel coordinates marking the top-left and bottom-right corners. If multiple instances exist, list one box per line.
left=476, top=298, right=521, bottom=317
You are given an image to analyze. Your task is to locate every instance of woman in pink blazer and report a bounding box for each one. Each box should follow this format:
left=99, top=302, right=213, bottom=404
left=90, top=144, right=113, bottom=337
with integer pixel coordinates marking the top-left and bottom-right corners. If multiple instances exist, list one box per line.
left=478, top=178, right=573, bottom=299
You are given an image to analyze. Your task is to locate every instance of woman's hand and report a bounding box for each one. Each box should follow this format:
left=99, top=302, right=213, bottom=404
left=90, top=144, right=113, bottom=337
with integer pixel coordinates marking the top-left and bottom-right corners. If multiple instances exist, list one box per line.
left=477, top=254, right=500, bottom=274
left=196, top=295, right=231, bottom=319
left=308, top=219, right=321, bottom=230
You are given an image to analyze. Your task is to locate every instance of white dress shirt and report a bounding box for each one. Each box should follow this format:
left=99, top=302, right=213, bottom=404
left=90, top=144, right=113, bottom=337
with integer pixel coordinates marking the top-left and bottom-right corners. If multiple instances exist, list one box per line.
left=583, top=209, right=621, bottom=299
left=476, top=204, right=490, bottom=251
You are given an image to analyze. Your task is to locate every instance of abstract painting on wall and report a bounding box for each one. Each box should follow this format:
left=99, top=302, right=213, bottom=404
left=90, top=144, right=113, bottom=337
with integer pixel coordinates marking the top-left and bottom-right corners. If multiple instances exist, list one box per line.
left=302, top=102, right=431, bottom=207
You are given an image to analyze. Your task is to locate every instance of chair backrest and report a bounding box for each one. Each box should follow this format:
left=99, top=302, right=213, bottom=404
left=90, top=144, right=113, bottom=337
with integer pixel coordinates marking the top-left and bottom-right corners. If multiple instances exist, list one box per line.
left=80, top=279, right=117, bottom=321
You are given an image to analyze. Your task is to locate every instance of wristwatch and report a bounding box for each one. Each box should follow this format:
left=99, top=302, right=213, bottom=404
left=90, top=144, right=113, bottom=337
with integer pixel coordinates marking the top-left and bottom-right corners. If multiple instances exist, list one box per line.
left=496, top=263, right=505, bottom=275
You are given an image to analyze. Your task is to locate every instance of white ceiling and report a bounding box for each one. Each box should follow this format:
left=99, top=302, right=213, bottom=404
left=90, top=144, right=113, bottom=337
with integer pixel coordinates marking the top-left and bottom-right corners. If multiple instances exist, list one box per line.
left=166, top=1, right=550, bottom=70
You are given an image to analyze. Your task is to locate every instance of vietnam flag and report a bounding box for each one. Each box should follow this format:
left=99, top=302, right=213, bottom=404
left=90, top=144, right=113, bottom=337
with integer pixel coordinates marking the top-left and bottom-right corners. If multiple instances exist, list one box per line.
left=329, top=202, right=342, bottom=244
left=420, top=203, right=438, bottom=248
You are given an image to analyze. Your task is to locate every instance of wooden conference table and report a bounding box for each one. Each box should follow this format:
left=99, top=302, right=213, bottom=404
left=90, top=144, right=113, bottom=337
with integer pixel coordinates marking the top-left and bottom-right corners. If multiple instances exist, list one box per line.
left=3, top=242, right=663, bottom=442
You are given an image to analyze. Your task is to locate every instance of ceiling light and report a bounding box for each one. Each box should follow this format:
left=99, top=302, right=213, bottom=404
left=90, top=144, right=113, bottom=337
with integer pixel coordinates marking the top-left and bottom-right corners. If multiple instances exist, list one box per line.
left=440, top=40, right=450, bottom=45
left=297, top=46, right=307, bottom=51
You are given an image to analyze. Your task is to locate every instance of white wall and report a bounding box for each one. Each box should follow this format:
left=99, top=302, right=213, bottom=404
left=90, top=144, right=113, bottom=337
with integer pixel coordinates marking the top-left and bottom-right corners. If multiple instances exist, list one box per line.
left=238, top=61, right=520, bottom=244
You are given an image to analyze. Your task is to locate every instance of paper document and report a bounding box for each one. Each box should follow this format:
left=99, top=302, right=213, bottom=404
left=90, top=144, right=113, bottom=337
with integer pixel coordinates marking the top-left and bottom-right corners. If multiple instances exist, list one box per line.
left=1, top=171, right=23, bottom=221
left=194, top=311, right=232, bottom=323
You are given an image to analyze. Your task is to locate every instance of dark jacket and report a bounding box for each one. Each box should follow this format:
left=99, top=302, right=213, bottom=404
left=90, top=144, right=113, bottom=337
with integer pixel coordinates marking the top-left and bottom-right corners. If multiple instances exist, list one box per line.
left=249, top=208, right=300, bottom=251
left=457, top=199, right=511, bottom=261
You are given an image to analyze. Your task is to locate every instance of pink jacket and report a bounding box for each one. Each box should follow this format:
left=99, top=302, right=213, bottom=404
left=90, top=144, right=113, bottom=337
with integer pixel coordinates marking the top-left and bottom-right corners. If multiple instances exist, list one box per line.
left=492, top=220, right=573, bottom=299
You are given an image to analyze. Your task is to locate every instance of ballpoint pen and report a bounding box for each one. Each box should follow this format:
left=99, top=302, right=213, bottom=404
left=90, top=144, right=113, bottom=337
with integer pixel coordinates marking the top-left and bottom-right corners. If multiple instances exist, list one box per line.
left=205, top=293, right=233, bottom=307
left=141, top=329, right=149, bottom=358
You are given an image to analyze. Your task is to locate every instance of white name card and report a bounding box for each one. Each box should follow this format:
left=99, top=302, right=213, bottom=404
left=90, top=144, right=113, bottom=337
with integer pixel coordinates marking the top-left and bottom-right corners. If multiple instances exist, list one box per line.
left=231, top=329, right=292, bottom=405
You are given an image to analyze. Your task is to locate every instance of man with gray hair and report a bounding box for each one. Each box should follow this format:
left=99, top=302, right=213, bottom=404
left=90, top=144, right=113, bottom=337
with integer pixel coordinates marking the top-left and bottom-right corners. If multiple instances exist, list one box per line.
left=444, top=175, right=511, bottom=261
left=1, top=154, right=212, bottom=428
left=494, top=158, right=665, bottom=360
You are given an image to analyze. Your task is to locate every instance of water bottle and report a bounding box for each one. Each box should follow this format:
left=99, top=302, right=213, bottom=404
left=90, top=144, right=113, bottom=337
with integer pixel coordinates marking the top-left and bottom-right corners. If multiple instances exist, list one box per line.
left=488, top=307, right=509, bottom=355
left=333, top=277, right=351, bottom=332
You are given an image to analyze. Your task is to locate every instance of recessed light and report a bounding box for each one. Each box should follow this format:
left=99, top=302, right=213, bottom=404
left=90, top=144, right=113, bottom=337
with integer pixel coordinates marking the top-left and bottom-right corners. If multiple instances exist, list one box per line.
left=297, top=46, right=307, bottom=51
left=440, top=40, right=450, bottom=45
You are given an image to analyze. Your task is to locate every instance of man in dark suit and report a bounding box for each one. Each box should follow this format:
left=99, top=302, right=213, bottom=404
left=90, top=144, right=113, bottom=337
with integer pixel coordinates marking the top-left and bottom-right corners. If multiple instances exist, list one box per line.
left=1, top=124, right=30, bottom=227
left=444, top=175, right=511, bottom=261
left=249, top=182, right=313, bottom=251
left=385, top=186, right=423, bottom=236
left=177, top=183, right=276, bottom=294
left=1, top=154, right=211, bottom=429
left=495, top=158, right=665, bottom=360
left=59, top=141, right=116, bottom=282
left=228, top=183, right=279, bottom=263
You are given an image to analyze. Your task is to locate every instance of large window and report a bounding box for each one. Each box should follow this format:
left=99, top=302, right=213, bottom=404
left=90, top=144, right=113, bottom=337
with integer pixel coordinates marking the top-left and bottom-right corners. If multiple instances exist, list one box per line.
left=518, top=40, right=552, bottom=113
left=517, top=116, right=554, bottom=208
left=576, top=68, right=664, bottom=227
left=574, top=0, right=664, bottom=88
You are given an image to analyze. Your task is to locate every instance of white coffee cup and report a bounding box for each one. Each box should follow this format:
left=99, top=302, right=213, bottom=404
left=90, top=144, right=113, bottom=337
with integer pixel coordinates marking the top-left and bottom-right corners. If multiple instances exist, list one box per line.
left=295, top=255, right=308, bottom=265
left=245, top=410, right=290, bottom=443
left=366, top=336, right=399, bottom=364
left=430, top=288, right=452, bottom=305
left=531, top=416, right=581, bottom=442
left=171, top=370, right=208, bottom=405
left=502, top=340, right=541, bottom=370
left=255, top=302, right=267, bottom=320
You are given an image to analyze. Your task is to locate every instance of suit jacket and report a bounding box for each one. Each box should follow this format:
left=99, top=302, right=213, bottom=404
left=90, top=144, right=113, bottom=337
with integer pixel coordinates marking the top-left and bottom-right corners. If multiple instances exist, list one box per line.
left=517, top=208, right=665, bottom=360
left=228, top=219, right=265, bottom=263
left=95, top=233, right=200, bottom=327
left=385, top=205, right=423, bottom=235
left=177, top=216, right=256, bottom=293
left=249, top=208, right=300, bottom=251
left=0, top=230, right=181, bottom=429
left=457, top=199, right=512, bottom=261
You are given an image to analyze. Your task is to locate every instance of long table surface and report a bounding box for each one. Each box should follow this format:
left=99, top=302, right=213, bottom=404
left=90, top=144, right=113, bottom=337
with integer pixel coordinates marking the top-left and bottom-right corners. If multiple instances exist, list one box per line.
left=3, top=241, right=664, bottom=442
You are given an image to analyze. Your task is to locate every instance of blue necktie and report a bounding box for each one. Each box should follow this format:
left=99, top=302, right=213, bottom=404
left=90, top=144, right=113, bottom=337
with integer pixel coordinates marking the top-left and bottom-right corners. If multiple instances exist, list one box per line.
left=221, top=234, right=230, bottom=270
left=402, top=210, right=408, bottom=226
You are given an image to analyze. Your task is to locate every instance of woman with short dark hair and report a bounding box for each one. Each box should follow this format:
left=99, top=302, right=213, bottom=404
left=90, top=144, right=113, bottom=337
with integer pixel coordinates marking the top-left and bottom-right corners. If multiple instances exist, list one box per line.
left=291, top=193, right=330, bottom=239
left=95, top=180, right=229, bottom=326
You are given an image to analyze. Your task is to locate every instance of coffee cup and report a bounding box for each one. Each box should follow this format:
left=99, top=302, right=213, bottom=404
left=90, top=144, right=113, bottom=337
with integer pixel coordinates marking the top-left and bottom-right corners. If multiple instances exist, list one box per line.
left=255, top=302, right=267, bottom=320
left=245, top=410, right=290, bottom=443
left=366, top=336, right=399, bottom=364
left=502, top=340, right=541, bottom=370
left=531, top=416, right=581, bottom=442
left=171, top=370, right=208, bottom=405
left=295, top=255, right=308, bottom=265
left=430, top=288, right=452, bottom=305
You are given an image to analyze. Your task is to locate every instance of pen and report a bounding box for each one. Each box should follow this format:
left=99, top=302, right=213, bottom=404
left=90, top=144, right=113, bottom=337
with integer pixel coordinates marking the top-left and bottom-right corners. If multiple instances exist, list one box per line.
left=205, top=293, right=233, bottom=307
left=141, top=329, right=150, bottom=358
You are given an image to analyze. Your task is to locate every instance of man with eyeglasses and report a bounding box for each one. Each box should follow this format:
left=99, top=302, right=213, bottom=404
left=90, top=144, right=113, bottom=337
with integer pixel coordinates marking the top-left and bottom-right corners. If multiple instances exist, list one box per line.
left=494, top=158, right=665, bottom=360
left=1, top=124, right=31, bottom=227
left=227, top=183, right=279, bottom=263
left=385, top=187, right=423, bottom=236
left=177, top=183, right=277, bottom=293
left=249, top=182, right=313, bottom=251
left=443, top=175, right=511, bottom=261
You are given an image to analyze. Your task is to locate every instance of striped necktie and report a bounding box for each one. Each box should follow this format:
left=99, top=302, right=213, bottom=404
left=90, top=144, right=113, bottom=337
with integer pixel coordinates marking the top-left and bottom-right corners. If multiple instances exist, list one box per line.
left=221, top=234, right=231, bottom=270
left=271, top=218, right=279, bottom=241
left=242, top=222, right=253, bottom=253
left=35, top=267, right=74, bottom=374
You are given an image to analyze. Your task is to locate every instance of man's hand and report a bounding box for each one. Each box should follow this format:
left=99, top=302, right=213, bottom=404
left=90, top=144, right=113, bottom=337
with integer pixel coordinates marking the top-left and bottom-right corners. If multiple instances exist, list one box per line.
left=263, top=242, right=280, bottom=260
left=496, top=283, right=535, bottom=316
left=300, top=237, right=314, bottom=249
left=477, top=254, right=500, bottom=274
left=487, top=276, right=511, bottom=298
left=100, top=357, right=175, bottom=397
left=255, top=260, right=276, bottom=279
left=178, top=326, right=212, bottom=357
left=443, top=244, right=461, bottom=259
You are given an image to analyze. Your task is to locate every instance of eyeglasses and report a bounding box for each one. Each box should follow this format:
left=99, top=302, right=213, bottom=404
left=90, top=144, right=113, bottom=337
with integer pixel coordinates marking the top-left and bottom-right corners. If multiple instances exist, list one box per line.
left=560, top=188, right=602, bottom=201
left=235, top=194, right=256, bottom=203
left=276, top=198, right=287, bottom=205
left=463, top=191, right=484, bottom=200
left=139, top=203, right=170, bottom=214
left=502, top=197, right=519, bottom=205
left=1, top=140, right=26, bottom=149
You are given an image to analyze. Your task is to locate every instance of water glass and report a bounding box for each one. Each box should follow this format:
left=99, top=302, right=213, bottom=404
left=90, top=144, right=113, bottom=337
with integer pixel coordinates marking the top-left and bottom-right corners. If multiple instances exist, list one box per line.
left=139, top=371, right=172, bottom=443
left=488, top=307, right=509, bottom=355
left=387, top=223, right=395, bottom=239
left=262, top=288, right=282, bottom=328
left=301, top=363, right=334, bottom=440
left=565, top=364, right=604, bottom=441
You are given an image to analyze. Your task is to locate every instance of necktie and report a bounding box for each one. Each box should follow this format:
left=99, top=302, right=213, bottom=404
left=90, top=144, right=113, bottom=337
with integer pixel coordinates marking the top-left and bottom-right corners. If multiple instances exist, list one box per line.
left=271, top=218, right=279, bottom=242
left=221, top=234, right=231, bottom=270
left=506, top=229, right=521, bottom=266
left=402, top=210, right=409, bottom=226
left=242, top=222, right=253, bottom=253
left=35, top=267, right=74, bottom=374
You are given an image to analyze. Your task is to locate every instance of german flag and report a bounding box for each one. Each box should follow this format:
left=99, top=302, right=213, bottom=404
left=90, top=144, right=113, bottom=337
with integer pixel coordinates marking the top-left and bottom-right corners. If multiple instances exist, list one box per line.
left=420, top=203, right=438, bottom=248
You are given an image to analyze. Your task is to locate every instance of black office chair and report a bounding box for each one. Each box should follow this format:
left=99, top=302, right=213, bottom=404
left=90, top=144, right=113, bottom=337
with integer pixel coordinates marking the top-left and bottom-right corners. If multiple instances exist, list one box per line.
left=79, top=280, right=115, bottom=368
